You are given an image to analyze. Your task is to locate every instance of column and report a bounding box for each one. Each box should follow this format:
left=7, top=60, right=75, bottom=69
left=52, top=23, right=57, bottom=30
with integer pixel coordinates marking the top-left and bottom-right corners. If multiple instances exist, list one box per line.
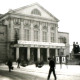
left=16, top=47, right=19, bottom=60
left=27, top=47, right=30, bottom=61
left=31, top=21, right=34, bottom=41
left=48, top=23, right=50, bottom=42
left=37, top=48, right=40, bottom=62
left=10, top=18, right=14, bottom=41
left=40, top=22, right=42, bottom=42
left=47, top=48, right=50, bottom=61
left=55, top=24, right=58, bottom=42
left=55, top=49, right=58, bottom=56
left=20, top=19, right=24, bottom=40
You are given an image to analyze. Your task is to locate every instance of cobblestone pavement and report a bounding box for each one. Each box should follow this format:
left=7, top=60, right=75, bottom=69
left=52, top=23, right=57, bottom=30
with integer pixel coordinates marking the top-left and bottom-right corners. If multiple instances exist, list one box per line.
left=0, top=64, right=80, bottom=80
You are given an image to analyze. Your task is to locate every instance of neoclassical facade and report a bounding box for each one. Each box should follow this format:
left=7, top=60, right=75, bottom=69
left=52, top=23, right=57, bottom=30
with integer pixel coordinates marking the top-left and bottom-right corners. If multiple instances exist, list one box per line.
left=0, top=3, right=69, bottom=62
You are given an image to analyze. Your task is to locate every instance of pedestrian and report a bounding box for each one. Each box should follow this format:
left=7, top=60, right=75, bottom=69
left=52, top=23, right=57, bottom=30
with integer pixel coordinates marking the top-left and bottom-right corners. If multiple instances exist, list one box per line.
left=47, top=57, right=57, bottom=80
left=17, top=58, right=21, bottom=68
left=65, top=56, right=68, bottom=68
left=7, top=59, right=13, bottom=72
left=59, top=56, right=62, bottom=69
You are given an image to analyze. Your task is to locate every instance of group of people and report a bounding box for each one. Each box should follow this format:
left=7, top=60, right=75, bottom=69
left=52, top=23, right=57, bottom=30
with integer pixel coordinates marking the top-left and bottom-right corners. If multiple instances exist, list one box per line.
left=7, top=58, right=21, bottom=72
left=7, top=57, right=57, bottom=80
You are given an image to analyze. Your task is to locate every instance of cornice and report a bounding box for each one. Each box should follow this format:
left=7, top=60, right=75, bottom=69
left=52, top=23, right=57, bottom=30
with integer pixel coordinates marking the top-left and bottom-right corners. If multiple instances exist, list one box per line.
left=10, top=13, right=58, bottom=24
left=58, top=31, right=69, bottom=34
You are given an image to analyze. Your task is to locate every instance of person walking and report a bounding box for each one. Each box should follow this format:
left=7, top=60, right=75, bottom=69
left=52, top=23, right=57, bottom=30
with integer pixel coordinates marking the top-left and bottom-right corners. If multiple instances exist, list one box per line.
left=7, top=59, right=13, bottom=72
left=59, top=56, right=62, bottom=69
left=47, top=57, right=57, bottom=80
left=17, top=58, right=21, bottom=68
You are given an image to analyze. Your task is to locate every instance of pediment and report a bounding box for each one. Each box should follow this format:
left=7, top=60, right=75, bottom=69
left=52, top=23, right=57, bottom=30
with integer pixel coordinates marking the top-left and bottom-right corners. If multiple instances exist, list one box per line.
left=12, top=3, right=59, bottom=22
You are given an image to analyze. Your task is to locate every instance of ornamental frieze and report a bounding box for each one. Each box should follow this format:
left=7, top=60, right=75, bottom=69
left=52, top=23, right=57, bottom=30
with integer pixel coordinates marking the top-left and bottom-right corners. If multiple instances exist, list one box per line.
left=13, top=18, right=21, bottom=25
left=32, top=21, right=40, bottom=27
left=23, top=20, right=31, bottom=27
left=42, top=22, right=48, bottom=30
left=41, top=22, right=47, bottom=27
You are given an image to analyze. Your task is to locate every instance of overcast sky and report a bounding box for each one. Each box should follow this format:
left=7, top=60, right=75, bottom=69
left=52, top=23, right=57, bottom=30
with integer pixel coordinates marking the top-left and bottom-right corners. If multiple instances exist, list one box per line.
left=0, top=0, right=80, bottom=51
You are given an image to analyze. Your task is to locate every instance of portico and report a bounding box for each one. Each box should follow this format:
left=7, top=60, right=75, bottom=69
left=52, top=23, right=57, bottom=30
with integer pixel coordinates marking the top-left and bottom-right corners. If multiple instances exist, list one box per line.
left=14, top=41, right=65, bottom=62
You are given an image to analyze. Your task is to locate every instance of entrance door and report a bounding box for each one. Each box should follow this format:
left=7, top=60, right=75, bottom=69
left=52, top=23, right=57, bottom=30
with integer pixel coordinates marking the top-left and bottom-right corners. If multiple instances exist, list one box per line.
left=40, top=48, right=47, bottom=62
left=19, top=47, right=27, bottom=61
left=30, top=48, right=37, bottom=62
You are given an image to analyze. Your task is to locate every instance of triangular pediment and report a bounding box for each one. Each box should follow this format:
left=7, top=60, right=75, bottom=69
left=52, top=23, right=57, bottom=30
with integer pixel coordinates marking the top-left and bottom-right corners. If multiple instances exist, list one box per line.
left=12, top=3, right=59, bottom=22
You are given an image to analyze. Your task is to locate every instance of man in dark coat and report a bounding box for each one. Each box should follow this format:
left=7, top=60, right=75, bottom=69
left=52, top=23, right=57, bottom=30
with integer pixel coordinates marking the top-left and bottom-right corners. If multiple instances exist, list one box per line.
left=7, top=59, right=13, bottom=72
left=47, top=57, right=57, bottom=80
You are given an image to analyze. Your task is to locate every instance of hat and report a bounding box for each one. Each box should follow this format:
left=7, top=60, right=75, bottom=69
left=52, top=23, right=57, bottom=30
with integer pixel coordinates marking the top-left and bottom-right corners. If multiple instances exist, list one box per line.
left=48, top=57, right=51, bottom=60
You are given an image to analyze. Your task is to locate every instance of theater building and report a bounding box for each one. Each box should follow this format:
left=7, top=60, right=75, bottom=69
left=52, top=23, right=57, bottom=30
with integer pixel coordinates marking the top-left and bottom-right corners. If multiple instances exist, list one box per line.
left=0, top=3, right=69, bottom=62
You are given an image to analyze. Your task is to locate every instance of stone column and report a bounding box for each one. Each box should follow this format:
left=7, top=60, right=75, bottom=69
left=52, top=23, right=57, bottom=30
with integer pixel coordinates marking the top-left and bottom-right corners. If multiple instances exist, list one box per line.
left=55, top=24, right=58, bottom=42
left=40, top=22, right=42, bottom=42
left=55, top=48, right=58, bottom=56
left=47, top=48, right=50, bottom=61
left=31, top=21, right=34, bottom=41
left=27, top=47, right=30, bottom=61
left=10, top=18, right=14, bottom=41
left=37, top=48, right=40, bottom=62
left=16, top=47, right=19, bottom=60
left=20, top=19, right=24, bottom=40
left=47, top=23, right=51, bottom=42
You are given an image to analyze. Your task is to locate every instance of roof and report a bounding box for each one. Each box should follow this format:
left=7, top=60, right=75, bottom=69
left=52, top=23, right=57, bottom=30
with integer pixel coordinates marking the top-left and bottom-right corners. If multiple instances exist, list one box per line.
left=12, top=3, right=59, bottom=22
left=0, top=3, right=59, bottom=22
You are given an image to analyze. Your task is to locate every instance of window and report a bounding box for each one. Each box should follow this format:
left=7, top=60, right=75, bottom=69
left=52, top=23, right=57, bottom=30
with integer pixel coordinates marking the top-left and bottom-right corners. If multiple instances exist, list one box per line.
left=34, top=30, right=38, bottom=41
left=42, top=31, right=47, bottom=42
left=59, top=37, right=66, bottom=43
left=31, top=9, right=41, bottom=16
left=51, top=32, right=54, bottom=42
left=24, top=29, right=30, bottom=41
left=14, top=28, right=20, bottom=40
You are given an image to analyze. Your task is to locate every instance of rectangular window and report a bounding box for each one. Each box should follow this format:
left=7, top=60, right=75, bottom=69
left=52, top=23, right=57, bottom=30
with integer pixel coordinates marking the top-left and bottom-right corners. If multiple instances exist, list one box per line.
left=42, top=31, right=47, bottom=42
left=34, top=30, right=38, bottom=41
left=51, top=32, right=54, bottom=42
left=24, top=29, right=30, bottom=41
left=14, top=28, right=20, bottom=40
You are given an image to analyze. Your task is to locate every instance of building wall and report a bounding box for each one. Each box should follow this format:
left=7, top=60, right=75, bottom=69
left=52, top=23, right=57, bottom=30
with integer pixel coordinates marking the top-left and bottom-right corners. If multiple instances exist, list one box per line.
left=0, top=3, right=69, bottom=62
left=0, top=25, right=7, bottom=62
left=58, top=32, right=70, bottom=57
left=8, top=18, right=58, bottom=43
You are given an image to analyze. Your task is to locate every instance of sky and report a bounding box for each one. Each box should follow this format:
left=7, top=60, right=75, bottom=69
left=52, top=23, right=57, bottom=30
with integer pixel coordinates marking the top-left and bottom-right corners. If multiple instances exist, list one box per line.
left=0, top=0, right=80, bottom=52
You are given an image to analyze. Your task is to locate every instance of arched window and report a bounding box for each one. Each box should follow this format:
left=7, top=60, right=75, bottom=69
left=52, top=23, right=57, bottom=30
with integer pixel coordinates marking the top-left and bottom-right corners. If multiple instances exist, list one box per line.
left=31, top=9, right=41, bottom=16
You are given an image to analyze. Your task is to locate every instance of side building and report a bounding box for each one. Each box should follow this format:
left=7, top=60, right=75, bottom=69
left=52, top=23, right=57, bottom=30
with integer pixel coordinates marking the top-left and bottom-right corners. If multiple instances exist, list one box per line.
left=58, top=32, right=69, bottom=57
left=0, top=3, right=69, bottom=63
